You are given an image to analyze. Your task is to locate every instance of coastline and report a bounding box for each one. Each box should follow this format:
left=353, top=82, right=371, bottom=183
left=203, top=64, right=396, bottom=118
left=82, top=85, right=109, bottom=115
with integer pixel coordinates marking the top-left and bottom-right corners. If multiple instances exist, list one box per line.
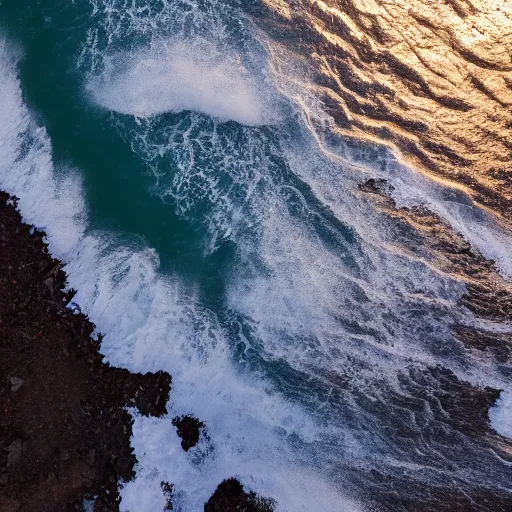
left=0, top=191, right=172, bottom=511
left=0, top=191, right=275, bottom=511
left=1, top=1, right=511, bottom=508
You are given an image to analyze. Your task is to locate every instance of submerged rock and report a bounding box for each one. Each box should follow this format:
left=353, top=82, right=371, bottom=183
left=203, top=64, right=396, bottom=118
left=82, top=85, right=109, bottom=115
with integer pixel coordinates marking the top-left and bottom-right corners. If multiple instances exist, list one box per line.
left=161, top=481, right=175, bottom=511
left=359, top=177, right=512, bottom=362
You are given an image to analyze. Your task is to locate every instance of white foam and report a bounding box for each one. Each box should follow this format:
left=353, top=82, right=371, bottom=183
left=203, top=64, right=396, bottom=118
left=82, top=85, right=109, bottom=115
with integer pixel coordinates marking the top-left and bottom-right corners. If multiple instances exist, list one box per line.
left=0, top=39, right=86, bottom=256
left=380, top=161, right=512, bottom=281
left=226, top=169, right=467, bottom=389
left=123, top=411, right=362, bottom=512
left=4, top=0, right=512, bottom=504
left=489, top=390, right=512, bottom=439
left=0, top=38, right=359, bottom=512
left=88, top=39, right=274, bottom=126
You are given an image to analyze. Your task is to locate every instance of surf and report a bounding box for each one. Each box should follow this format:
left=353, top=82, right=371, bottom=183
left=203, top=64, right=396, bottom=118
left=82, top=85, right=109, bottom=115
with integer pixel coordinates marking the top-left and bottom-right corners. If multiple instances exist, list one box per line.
left=1, top=0, right=512, bottom=510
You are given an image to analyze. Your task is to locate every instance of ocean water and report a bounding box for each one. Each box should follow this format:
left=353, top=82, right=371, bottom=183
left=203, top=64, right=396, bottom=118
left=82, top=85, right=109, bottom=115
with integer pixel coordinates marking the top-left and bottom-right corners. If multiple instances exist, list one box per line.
left=0, top=1, right=511, bottom=511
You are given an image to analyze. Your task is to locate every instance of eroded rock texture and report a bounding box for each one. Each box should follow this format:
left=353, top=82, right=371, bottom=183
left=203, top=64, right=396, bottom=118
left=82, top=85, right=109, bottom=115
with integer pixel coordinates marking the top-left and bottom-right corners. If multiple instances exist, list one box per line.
left=0, top=193, right=172, bottom=511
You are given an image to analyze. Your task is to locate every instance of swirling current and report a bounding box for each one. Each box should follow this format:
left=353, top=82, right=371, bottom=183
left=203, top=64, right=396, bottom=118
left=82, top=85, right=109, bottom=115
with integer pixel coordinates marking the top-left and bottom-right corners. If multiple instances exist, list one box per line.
left=0, top=1, right=511, bottom=511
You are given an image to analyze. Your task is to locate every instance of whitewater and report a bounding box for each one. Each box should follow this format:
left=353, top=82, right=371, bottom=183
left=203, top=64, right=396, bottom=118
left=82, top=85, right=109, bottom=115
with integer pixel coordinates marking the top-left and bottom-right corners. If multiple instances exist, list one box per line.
left=1, top=0, right=511, bottom=510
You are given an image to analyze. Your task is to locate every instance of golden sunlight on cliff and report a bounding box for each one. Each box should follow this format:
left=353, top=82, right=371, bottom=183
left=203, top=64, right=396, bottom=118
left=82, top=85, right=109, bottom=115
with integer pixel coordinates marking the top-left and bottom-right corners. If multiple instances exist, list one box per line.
left=263, top=0, right=512, bottom=220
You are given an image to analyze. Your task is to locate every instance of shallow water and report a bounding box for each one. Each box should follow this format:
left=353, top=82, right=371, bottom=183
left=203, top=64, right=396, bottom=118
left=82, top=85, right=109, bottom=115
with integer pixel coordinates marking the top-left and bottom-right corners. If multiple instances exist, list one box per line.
left=0, top=1, right=511, bottom=510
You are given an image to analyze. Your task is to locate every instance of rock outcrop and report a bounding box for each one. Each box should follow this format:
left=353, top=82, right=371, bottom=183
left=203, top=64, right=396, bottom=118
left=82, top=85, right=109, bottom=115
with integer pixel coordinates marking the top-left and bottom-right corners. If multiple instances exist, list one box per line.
left=0, top=192, right=172, bottom=511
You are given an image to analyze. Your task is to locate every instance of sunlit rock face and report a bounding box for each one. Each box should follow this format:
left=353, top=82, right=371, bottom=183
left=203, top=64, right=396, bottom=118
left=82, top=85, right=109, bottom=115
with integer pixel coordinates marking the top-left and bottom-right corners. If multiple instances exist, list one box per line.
left=262, top=0, right=512, bottom=219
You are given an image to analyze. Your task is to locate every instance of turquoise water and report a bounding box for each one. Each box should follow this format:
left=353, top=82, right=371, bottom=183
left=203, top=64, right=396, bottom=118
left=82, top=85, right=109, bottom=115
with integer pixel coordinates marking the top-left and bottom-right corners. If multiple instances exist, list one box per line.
left=1, top=1, right=512, bottom=510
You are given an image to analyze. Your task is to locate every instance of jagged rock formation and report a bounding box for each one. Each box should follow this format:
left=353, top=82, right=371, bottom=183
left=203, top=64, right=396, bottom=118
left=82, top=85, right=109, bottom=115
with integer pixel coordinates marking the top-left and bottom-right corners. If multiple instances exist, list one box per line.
left=0, top=192, right=172, bottom=511
left=204, top=479, right=276, bottom=512
left=172, top=415, right=205, bottom=452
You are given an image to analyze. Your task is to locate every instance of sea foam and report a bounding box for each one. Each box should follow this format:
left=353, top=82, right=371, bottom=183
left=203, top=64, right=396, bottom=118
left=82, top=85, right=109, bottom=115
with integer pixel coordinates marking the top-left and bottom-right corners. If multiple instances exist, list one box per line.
left=0, top=36, right=359, bottom=512
left=489, top=390, right=512, bottom=439
left=88, top=39, right=274, bottom=126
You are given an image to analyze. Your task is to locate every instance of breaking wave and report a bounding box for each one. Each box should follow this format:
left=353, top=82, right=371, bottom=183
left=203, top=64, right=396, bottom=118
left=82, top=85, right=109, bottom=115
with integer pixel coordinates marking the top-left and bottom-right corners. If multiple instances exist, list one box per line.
left=0, top=35, right=360, bottom=512
left=1, top=0, right=512, bottom=510
left=87, top=38, right=276, bottom=125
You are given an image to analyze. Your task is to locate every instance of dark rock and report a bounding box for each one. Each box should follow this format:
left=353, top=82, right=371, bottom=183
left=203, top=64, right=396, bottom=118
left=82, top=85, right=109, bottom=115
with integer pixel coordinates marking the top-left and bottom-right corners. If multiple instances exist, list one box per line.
left=0, top=191, right=172, bottom=511
left=204, top=478, right=276, bottom=512
left=172, top=415, right=205, bottom=452
left=0, top=498, right=21, bottom=512
left=161, top=481, right=175, bottom=511
left=5, top=440, right=22, bottom=467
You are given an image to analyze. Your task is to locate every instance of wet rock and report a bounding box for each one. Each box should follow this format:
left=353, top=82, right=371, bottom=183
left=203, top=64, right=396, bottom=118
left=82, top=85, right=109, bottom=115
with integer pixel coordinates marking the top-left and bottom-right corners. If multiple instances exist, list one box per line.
left=204, top=478, right=276, bottom=512
left=0, top=191, right=172, bottom=511
left=405, top=365, right=501, bottom=437
left=359, top=177, right=512, bottom=357
left=43, top=277, right=54, bottom=294
left=358, top=178, right=394, bottom=196
left=5, top=440, right=22, bottom=467
left=172, top=415, right=205, bottom=452
left=0, top=498, right=21, bottom=512
left=161, top=481, right=175, bottom=511
left=60, top=448, right=70, bottom=461
left=454, top=325, right=512, bottom=364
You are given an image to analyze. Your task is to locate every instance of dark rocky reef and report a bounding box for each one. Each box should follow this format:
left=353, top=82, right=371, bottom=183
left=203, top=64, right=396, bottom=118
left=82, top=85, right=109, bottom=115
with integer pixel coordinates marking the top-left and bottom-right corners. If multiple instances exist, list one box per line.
left=204, top=478, right=275, bottom=512
left=359, top=178, right=512, bottom=363
left=172, top=415, right=205, bottom=452
left=0, top=192, right=172, bottom=511
left=168, top=417, right=275, bottom=510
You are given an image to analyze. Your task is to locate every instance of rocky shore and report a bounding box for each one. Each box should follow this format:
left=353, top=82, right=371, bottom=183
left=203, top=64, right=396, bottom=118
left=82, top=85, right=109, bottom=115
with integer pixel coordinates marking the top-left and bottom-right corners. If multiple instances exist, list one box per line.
left=4, top=178, right=509, bottom=512
left=0, top=191, right=172, bottom=511
left=0, top=192, right=274, bottom=511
